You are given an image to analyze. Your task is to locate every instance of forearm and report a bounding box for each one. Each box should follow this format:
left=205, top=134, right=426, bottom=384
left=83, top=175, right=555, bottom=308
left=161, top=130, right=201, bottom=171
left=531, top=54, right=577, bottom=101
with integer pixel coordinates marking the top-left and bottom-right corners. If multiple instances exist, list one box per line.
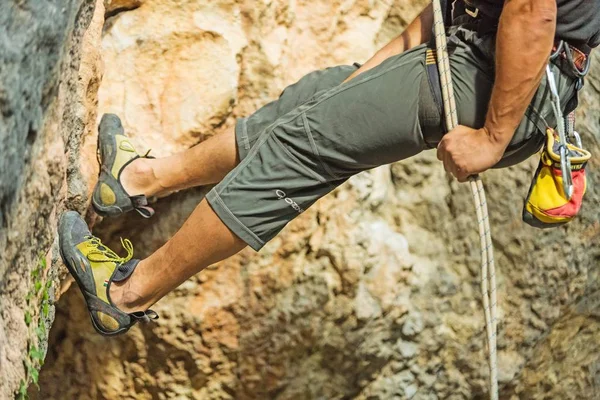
left=344, top=4, right=433, bottom=83
left=485, top=0, right=556, bottom=149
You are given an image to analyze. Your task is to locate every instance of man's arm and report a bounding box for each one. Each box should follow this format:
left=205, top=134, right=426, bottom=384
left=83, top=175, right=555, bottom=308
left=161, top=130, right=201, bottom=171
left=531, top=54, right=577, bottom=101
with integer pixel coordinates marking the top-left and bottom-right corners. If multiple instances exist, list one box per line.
left=486, top=0, right=557, bottom=148
left=437, top=0, right=557, bottom=182
left=343, top=4, right=434, bottom=83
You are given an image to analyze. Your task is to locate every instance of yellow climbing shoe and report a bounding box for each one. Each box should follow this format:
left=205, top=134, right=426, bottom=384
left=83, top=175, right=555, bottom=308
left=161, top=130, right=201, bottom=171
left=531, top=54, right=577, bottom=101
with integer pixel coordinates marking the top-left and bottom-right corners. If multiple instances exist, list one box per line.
left=59, top=211, right=158, bottom=336
left=92, top=114, right=155, bottom=218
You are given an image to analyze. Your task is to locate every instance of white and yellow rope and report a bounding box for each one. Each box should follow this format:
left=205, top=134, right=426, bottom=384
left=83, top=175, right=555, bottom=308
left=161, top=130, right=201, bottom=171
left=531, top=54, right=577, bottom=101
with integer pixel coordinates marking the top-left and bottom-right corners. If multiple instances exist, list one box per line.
left=431, top=1, right=498, bottom=399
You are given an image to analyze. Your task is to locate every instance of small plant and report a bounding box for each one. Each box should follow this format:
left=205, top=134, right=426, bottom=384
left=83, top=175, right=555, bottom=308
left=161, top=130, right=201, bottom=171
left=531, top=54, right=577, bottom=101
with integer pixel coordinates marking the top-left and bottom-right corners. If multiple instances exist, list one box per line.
left=16, top=253, right=53, bottom=400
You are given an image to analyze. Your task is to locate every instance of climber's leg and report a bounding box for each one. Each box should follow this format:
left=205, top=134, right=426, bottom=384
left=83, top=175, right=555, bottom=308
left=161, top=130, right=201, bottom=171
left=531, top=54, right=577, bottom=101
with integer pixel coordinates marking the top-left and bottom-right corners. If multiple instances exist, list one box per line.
left=120, top=126, right=239, bottom=198
left=109, top=199, right=246, bottom=313
left=119, top=65, right=359, bottom=199
left=108, top=46, right=435, bottom=313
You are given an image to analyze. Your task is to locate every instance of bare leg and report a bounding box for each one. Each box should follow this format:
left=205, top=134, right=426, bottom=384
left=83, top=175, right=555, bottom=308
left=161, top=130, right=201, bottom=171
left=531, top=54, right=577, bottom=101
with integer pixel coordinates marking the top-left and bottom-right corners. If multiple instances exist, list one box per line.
left=108, top=125, right=246, bottom=312
left=111, top=199, right=247, bottom=312
left=120, top=125, right=239, bottom=198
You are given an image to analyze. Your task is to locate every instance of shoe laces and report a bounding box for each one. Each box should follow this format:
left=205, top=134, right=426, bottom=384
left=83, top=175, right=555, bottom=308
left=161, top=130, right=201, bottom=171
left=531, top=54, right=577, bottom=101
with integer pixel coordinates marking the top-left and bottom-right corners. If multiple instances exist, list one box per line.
left=84, top=236, right=134, bottom=264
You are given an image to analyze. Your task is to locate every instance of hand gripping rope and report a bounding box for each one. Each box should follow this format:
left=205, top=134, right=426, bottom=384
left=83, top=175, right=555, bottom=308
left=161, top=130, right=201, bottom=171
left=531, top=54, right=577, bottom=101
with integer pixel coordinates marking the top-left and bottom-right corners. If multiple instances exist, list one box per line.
left=431, top=1, right=499, bottom=399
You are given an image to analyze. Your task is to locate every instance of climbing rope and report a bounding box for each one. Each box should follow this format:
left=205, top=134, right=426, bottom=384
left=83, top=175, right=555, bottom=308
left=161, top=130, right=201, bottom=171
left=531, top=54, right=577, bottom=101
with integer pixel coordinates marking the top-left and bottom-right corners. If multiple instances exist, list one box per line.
left=431, top=1, right=499, bottom=399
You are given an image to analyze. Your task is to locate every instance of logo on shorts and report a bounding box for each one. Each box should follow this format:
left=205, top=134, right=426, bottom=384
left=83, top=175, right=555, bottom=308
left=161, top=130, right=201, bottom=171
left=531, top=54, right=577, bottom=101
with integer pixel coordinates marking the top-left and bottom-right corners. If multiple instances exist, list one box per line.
left=275, top=190, right=305, bottom=214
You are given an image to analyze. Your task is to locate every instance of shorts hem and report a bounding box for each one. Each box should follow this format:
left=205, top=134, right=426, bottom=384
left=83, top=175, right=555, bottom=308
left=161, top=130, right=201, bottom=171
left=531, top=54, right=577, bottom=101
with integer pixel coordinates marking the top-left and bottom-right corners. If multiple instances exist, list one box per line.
left=206, top=189, right=265, bottom=252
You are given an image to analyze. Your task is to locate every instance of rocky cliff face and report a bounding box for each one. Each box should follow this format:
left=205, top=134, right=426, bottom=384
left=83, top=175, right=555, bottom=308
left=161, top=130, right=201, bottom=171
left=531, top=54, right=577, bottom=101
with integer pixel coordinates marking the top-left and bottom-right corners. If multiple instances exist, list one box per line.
left=0, top=0, right=102, bottom=398
left=3, top=0, right=598, bottom=399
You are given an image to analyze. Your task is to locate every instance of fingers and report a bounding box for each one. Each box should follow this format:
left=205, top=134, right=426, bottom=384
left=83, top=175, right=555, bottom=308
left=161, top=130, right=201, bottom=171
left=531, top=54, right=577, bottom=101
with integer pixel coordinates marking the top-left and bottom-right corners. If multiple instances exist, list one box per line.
left=456, top=172, right=469, bottom=183
left=437, top=143, right=454, bottom=178
left=437, top=140, right=457, bottom=177
left=436, top=139, right=445, bottom=161
left=438, top=140, right=469, bottom=182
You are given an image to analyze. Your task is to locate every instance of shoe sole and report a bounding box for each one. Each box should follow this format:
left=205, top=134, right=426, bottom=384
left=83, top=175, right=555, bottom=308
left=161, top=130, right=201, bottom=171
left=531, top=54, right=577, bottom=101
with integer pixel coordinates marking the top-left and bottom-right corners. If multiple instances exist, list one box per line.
left=92, top=114, right=129, bottom=218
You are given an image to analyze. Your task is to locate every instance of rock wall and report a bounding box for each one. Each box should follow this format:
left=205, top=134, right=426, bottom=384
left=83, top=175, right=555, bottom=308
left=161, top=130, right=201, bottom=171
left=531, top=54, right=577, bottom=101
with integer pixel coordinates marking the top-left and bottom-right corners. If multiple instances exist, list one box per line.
left=28, top=0, right=600, bottom=399
left=0, top=0, right=103, bottom=398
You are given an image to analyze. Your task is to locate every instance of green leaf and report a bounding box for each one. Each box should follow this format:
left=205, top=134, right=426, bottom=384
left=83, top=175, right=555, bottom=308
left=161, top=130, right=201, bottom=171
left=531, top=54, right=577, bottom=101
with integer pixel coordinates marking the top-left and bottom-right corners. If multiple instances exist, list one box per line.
left=39, top=255, right=47, bottom=269
left=45, top=280, right=52, bottom=289
left=35, top=326, right=45, bottom=342
left=34, top=281, right=42, bottom=294
left=29, top=347, right=44, bottom=361
left=36, top=323, right=46, bottom=337
left=26, top=363, right=34, bottom=378
left=42, top=290, right=49, bottom=302
left=30, top=367, right=39, bottom=387
left=24, top=311, right=32, bottom=326
left=42, top=303, right=49, bottom=317
left=18, top=379, right=28, bottom=399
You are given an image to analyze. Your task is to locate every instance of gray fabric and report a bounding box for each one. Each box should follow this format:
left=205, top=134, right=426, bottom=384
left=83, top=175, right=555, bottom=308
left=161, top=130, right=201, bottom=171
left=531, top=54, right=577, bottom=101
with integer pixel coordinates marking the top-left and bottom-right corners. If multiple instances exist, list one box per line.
left=209, top=46, right=429, bottom=251
left=470, top=0, right=600, bottom=49
left=207, top=24, right=577, bottom=251
left=236, top=65, right=359, bottom=160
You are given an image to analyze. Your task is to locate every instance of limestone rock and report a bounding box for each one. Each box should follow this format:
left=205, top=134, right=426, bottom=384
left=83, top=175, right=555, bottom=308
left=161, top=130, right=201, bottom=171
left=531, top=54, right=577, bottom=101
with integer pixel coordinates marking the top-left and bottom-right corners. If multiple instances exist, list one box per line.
left=98, top=0, right=247, bottom=157
left=104, top=0, right=144, bottom=15
left=16, top=0, right=600, bottom=399
left=0, top=0, right=104, bottom=397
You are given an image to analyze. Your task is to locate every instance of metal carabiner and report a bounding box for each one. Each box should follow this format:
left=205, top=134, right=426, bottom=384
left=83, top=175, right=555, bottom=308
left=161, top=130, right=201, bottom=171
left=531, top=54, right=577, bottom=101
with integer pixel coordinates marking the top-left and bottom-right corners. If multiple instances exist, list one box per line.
left=550, top=40, right=564, bottom=60
left=559, top=145, right=574, bottom=199
left=564, top=43, right=592, bottom=78
left=572, top=131, right=583, bottom=149
left=546, top=65, right=574, bottom=200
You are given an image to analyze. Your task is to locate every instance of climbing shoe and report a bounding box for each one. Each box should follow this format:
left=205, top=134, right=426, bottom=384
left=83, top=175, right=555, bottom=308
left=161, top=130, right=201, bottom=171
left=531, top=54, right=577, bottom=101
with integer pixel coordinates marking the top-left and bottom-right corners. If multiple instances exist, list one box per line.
left=58, top=211, right=158, bottom=336
left=92, top=113, right=155, bottom=218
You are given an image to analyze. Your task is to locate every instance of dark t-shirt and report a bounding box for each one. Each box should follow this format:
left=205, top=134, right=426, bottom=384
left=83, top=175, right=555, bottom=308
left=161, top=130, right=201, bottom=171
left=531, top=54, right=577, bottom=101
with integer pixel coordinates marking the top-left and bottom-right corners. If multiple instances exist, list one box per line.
left=469, top=0, right=600, bottom=49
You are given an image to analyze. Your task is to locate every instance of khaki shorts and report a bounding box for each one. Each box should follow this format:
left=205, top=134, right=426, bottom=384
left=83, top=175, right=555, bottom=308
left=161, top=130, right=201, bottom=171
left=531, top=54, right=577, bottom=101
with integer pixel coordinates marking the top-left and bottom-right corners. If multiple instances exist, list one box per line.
left=207, top=27, right=577, bottom=251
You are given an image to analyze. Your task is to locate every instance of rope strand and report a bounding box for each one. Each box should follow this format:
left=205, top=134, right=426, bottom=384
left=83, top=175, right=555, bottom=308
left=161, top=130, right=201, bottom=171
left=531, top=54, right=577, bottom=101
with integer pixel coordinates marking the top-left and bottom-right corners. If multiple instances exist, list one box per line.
left=431, top=1, right=499, bottom=399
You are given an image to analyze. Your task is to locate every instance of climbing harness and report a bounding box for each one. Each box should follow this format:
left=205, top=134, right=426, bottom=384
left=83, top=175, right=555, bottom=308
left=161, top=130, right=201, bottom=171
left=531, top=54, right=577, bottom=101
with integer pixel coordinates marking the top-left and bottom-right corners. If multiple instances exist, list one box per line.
left=432, top=1, right=498, bottom=399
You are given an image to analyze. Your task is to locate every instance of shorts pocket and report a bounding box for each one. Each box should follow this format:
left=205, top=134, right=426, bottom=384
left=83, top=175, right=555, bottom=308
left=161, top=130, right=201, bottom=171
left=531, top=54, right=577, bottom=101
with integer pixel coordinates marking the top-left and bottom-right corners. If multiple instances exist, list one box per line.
left=271, top=134, right=333, bottom=187
left=301, top=112, right=342, bottom=180
left=216, top=132, right=336, bottom=244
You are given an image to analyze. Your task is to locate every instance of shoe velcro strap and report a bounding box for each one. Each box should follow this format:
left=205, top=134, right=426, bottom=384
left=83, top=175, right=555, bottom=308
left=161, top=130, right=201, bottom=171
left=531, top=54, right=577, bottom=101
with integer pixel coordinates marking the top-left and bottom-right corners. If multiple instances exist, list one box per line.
left=130, top=310, right=159, bottom=323
left=130, top=195, right=155, bottom=218
left=135, top=205, right=155, bottom=218
left=112, top=259, right=140, bottom=282
left=130, top=195, right=149, bottom=207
